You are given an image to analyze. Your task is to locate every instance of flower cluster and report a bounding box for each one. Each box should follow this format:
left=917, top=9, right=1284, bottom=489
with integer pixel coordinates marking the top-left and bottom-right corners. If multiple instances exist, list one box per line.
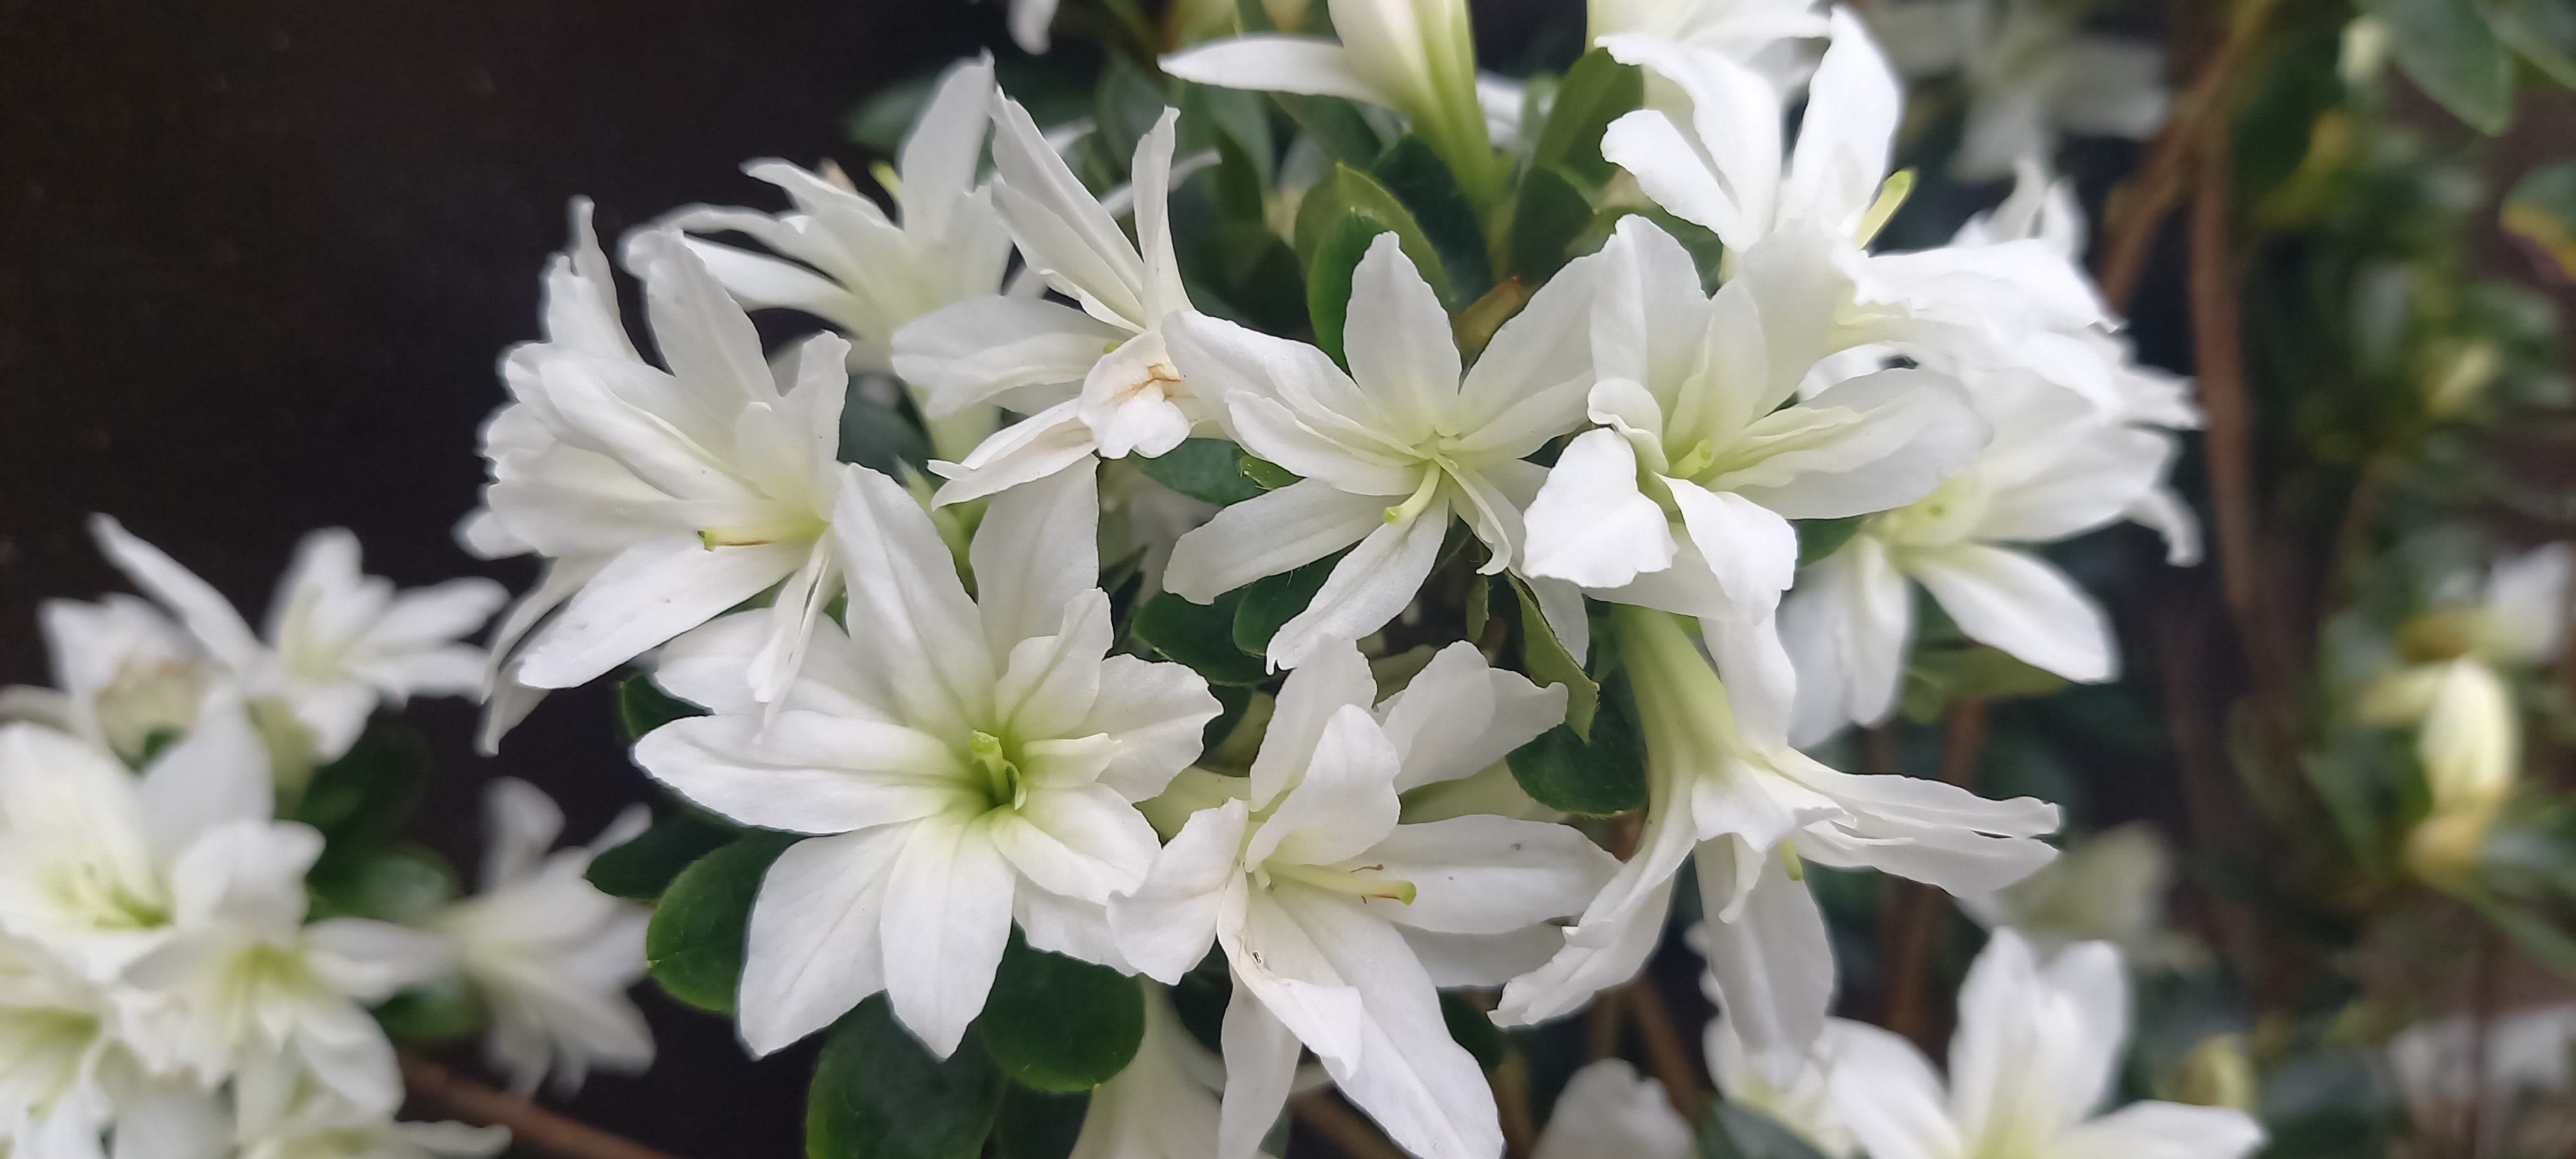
left=0, top=524, right=650, bottom=1158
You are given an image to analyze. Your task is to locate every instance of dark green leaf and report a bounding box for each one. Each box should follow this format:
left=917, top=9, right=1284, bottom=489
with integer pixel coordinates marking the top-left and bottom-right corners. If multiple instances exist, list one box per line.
left=1327, top=165, right=1455, bottom=302
left=2493, top=0, right=2576, bottom=88
left=2358, top=0, right=2515, bottom=134
left=1698, top=1102, right=1832, bottom=1159
left=587, top=809, right=739, bottom=901
left=1135, top=438, right=1272, bottom=506
left=2503, top=161, right=2576, bottom=281
left=1533, top=49, right=1645, bottom=187
left=1509, top=575, right=1600, bottom=738
left=1241, top=456, right=1300, bottom=490
left=1136, top=590, right=1269, bottom=686
left=1204, top=684, right=1255, bottom=754
left=841, top=388, right=933, bottom=478
left=1182, top=82, right=1277, bottom=195
left=845, top=73, right=941, bottom=154
left=645, top=833, right=798, bottom=1014
left=308, top=842, right=458, bottom=925
left=374, top=975, right=486, bottom=1045
left=619, top=673, right=707, bottom=744
left=1307, top=214, right=1396, bottom=366
left=1184, top=221, right=1310, bottom=336
left=1271, top=93, right=1385, bottom=169
left=806, top=996, right=1005, bottom=1159
left=1372, top=136, right=1493, bottom=305
left=296, top=723, right=430, bottom=869
left=1234, top=553, right=1345, bottom=656
left=1792, top=516, right=1868, bottom=567
left=1509, top=166, right=1596, bottom=281
left=1095, top=57, right=1170, bottom=177
left=990, top=1086, right=1090, bottom=1159
left=979, top=929, right=1147, bottom=1093
left=1506, top=680, right=1646, bottom=816
left=1439, top=991, right=1508, bottom=1071
left=1464, top=572, right=1495, bottom=641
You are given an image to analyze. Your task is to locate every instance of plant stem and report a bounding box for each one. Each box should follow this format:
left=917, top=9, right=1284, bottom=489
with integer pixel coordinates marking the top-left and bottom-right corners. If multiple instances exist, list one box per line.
left=398, top=1055, right=683, bottom=1159
left=1625, top=977, right=1705, bottom=1121
left=2098, top=0, right=2282, bottom=314
left=1291, top=1091, right=1411, bottom=1159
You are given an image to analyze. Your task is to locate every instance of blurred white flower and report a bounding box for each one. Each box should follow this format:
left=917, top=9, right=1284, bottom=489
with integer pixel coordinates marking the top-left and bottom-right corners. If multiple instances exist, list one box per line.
left=1160, top=233, right=1605, bottom=669
left=635, top=464, right=1218, bottom=1059
left=461, top=203, right=856, bottom=743
left=1533, top=1060, right=1694, bottom=1159
left=1588, top=0, right=1828, bottom=80
left=427, top=779, right=652, bottom=1096
left=1864, top=0, right=2169, bottom=180
left=1705, top=1014, right=1861, bottom=1156
left=1826, top=930, right=2264, bottom=1159
left=0, top=594, right=207, bottom=768
left=2388, top=1002, right=2576, bottom=1135
left=234, top=1089, right=505, bottom=1159
left=1111, top=641, right=1613, bottom=1159
left=1958, top=822, right=2174, bottom=959
left=893, top=97, right=1202, bottom=505
left=87, top=519, right=502, bottom=768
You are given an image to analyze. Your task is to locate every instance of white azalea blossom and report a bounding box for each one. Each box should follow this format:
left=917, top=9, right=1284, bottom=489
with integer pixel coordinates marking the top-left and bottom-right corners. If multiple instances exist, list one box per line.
left=426, top=779, right=653, bottom=1096
left=1864, top=0, right=2170, bottom=180
left=1066, top=984, right=1280, bottom=1159
left=1497, top=607, right=2058, bottom=1082
left=1705, top=1014, right=1862, bottom=1156
left=1958, top=822, right=2175, bottom=959
left=1112, top=641, right=1616, bottom=1159
left=85, top=519, right=502, bottom=769
left=658, top=57, right=1009, bottom=459
left=635, top=462, right=1220, bottom=1057
left=461, top=204, right=856, bottom=743
left=0, top=594, right=207, bottom=768
left=233, top=1091, right=506, bottom=1159
left=893, top=97, right=1202, bottom=505
left=1588, top=0, right=1830, bottom=79
left=1532, top=1060, right=1695, bottom=1159
left=1523, top=214, right=1989, bottom=745
left=1826, top=930, right=2264, bottom=1159
left=1160, top=233, right=1605, bottom=669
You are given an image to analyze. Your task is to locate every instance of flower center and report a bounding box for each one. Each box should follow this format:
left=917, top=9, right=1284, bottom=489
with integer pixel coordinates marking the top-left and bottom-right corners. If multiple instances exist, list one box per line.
left=1872, top=471, right=1990, bottom=549
left=1383, top=464, right=1447, bottom=525
left=969, top=730, right=1027, bottom=811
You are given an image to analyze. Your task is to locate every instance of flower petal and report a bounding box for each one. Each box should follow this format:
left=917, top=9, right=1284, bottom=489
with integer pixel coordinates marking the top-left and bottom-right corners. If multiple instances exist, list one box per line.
left=738, top=828, right=905, bottom=1055
left=632, top=713, right=970, bottom=834
left=1523, top=428, right=1678, bottom=590
left=1908, top=544, right=2115, bottom=683
left=1162, top=479, right=1387, bottom=603
left=880, top=813, right=1018, bottom=1057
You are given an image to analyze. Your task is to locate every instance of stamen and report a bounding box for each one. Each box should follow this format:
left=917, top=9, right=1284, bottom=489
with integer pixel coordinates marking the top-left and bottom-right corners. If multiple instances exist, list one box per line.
left=1778, top=843, right=1806, bottom=881
left=1383, top=469, right=1443, bottom=524
left=869, top=161, right=904, bottom=202
left=1668, top=438, right=1719, bottom=481
left=1856, top=168, right=1917, bottom=247
left=969, top=731, right=1024, bottom=809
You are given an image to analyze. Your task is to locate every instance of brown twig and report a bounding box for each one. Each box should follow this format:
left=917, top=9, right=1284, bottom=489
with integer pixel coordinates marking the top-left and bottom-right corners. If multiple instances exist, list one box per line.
left=1585, top=984, right=1627, bottom=1061
left=1494, top=1053, right=1538, bottom=1159
left=1624, top=977, right=1706, bottom=1122
left=1880, top=703, right=1989, bottom=1047
left=1291, top=1090, right=1412, bottom=1159
left=2097, top=0, right=2282, bottom=314
left=399, top=1055, right=683, bottom=1159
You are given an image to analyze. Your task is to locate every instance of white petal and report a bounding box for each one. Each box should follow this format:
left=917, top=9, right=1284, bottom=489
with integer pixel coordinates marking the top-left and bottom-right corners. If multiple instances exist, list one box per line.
left=1460, top=243, right=1604, bottom=435
left=632, top=713, right=969, bottom=834
left=1162, top=479, right=1388, bottom=603
left=1248, top=640, right=1382, bottom=809
left=1365, top=814, right=1616, bottom=934
left=1265, top=496, right=1452, bottom=670
left=1533, top=1061, right=1694, bottom=1159
left=136, top=686, right=272, bottom=860
left=929, top=402, right=1103, bottom=507
left=1375, top=641, right=1568, bottom=791
left=988, top=782, right=1161, bottom=905
left=1110, top=800, right=1250, bottom=984
left=880, top=814, right=1018, bottom=1057
left=1081, top=655, right=1224, bottom=802
left=1694, top=843, right=1835, bottom=1087
left=2052, top=1101, right=2266, bottom=1159
left=1783, top=10, right=1901, bottom=235
left=1341, top=234, right=1461, bottom=442
left=1160, top=36, right=1396, bottom=106
left=893, top=296, right=1128, bottom=416
left=1522, top=429, right=1677, bottom=590
left=1908, top=544, right=2115, bottom=683
left=515, top=536, right=806, bottom=690
left=1721, top=370, right=1991, bottom=520
left=1824, top=1021, right=1960, bottom=1159
left=1247, top=706, right=1403, bottom=869
left=972, top=459, right=1101, bottom=661
left=990, top=95, right=1152, bottom=328
left=831, top=466, right=998, bottom=735
left=897, top=57, right=998, bottom=238
left=87, top=516, right=263, bottom=672
left=737, top=828, right=905, bottom=1055
left=1217, top=983, right=1309, bottom=1159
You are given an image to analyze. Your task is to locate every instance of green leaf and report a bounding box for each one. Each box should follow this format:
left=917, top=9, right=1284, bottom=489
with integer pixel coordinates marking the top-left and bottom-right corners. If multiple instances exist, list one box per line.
left=307, top=842, right=458, bottom=925
left=1506, top=679, right=1647, bottom=817
left=1271, top=93, right=1385, bottom=169
left=296, top=723, right=430, bottom=870
left=1533, top=49, right=1645, bottom=187
left=587, top=809, right=739, bottom=901
left=990, top=1086, right=1090, bottom=1159
left=1464, top=572, right=1495, bottom=641
left=2465, top=890, right=2576, bottom=984
left=844, top=73, right=940, bottom=154
left=1234, top=553, right=1344, bottom=657
left=1899, top=645, right=2070, bottom=722
left=1135, top=590, right=1269, bottom=686
left=1307, top=214, right=1396, bottom=366
left=1509, top=166, right=1596, bottom=281
left=1184, top=221, right=1310, bottom=336
left=807, top=996, right=1005, bottom=1159
left=619, top=673, right=707, bottom=744
left=1135, top=438, right=1272, bottom=506
left=1330, top=165, right=1455, bottom=301
left=1094, top=56, right=1170, bottom=178
left=1439, top=990, right=1508, bottom=1071
left=2503, top=161, right=2576, bottom=281
left=979, top=930, right=1147, bottom=1093
left=374, top=975, right=486, bottom=1045
left=841, top=389, right=933, bottom=478
left=1698, top=1102, right=1832, bottom=1159
left=2359, top=0, right=2515, bottom=134
left=1508, top=575, right=1600, bottom=738
left=1241, top=455, right=1301, bottom=490
left=1792, top=516, right=1868, bottom=567
left=1372, top=136, right=1493, bottom=304
left=2492, top=0, right=2576, bottom=88
left=645, top=833, right=798, bottom=1014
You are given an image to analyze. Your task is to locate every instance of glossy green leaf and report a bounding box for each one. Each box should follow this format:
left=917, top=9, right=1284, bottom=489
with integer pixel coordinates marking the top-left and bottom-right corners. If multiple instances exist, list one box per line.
left=979, top=930, right=1147, bottom=1093
left=1308, top=214, right=1396, bottom=366
left=1534, top=49, right=1645, bottom=187
left=296, top=723, right=430, bottom=870
left=2503, top=161, right=2576, bottom=281
left=990, top=1086, right=1089, bottom=1159
left=1439, top=990, right=1508, bottom=1071
left=1135, top=590, right=1269, bottom=686
left=1373, top=136, right=1493, bottom=304
left=1793, top=516, right=1868, bottom=567
left=806, top=996, right=1005, bottom=1159
left=1271, top=93, right=1386, bottom=169
left=2493, top=0, right=2576, bottom=88
left=1506, top=678, right=1645, bottom=817
left=1241, top=455, right=1301, bottom=490
left=586, top=809, right=739, bottom=901
left=840, top=390, right=933, bottom=478
left=1185, top=221, right=1310, bottom=336
left=1509, top=574, right=1600, bottom=738
left=645, top=833, right=797, bottom=1014
left=308, top=842, right=458, bottom=925
left=1234, top=552, right=1344, bottom=656
left=2359, top=0, right=2515, bottom=134
left=1698, top=1102, right=1833, bottom=1159
left=374, top=975, right=486, bottom=1045
left=619, top=673, right=707, bottom=744
left=1135, top=438, right=1271, bottom=506
left=1094, top=56, right=1169, bottom=178
left=1510, top=165, right=1596, bottom=281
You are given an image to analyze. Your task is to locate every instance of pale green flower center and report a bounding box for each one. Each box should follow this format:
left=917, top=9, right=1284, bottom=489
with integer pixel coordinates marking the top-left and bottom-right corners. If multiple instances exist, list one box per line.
left=43, top=858, right=168, bottom=932
left=1872, top=471, right=1991, bottom=549
left=969, top=730, right=1028, bottom=811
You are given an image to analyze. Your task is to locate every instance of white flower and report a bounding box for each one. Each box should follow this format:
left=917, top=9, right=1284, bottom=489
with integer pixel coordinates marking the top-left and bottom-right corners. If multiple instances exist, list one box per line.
left=634, top=462, right=1219, bottom=1058
left=87, top=520, right=502, bottom=768
left=1705, top=1015, right=1861, bottom=1156
left=426, top=779, right=652, bottom=1096
left=0, top=934, right=126, bottom=1156
left=1065, top=983, right=1278, bottom=1159
left=1587, top=0, right=1829, bottom=77
left=120, top=819, right=451, bottom=1116
left=1003, top=0, right=1060, bottom=54
left=234, top=1093, right=506, bottom=1159
left=461, top=203, right=856, bottom=744
left=656, top=57, right=1010, bottom=460
left=1826, top=930, right=2264, bottom=1159
left=1864, top=0, right=2170, bottom=180
left=1958, top=822, right=2174, bottom=959
left=2388, top=1002, right=2576, bottom=1120
left=1781, top=373, right=2175, bottom=745
left=1531, top=1060, right=1694, bottom=1159
left=1497, top=607, right=2058, bottom=1082
left=0, top=594, right=207, bottom=768
left=1522, top=215, right=1988, bottom=746
left=893, top=95, right=1202, bottom=505
left=1159, top=233, right=1604, bottom=669
left=1162, top=0, right=1498, bottom=200
left=1110, top=641, right=1616, bottom=1159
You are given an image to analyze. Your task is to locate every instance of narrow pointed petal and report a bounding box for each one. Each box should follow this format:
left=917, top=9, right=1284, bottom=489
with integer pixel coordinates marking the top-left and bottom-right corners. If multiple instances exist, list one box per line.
left=737, top=828, right=904, bottom=1055
left=1908, top=544, right=2115, bottom=683
left=880, top=815, right=1017, bottom=1057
